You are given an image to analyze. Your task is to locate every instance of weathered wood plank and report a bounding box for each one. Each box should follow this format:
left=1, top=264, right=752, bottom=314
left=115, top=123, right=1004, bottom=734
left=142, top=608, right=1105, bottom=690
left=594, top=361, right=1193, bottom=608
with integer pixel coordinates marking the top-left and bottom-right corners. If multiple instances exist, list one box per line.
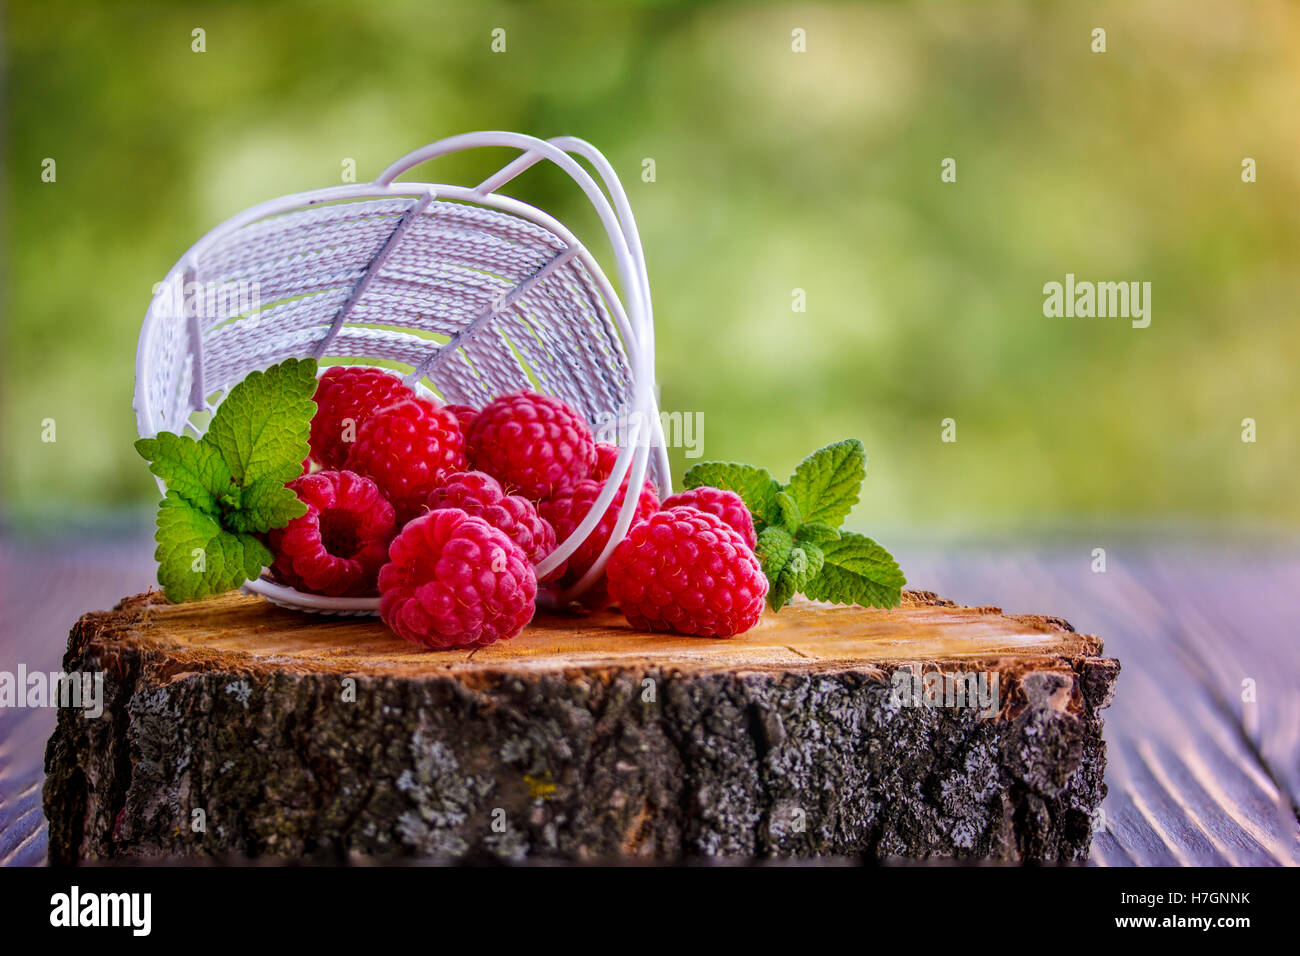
left=894, top=545, right=1300, bottom=867
left=1144, top=554, right=1300, bottom=815
left=0, top=539, right=157, bottom=867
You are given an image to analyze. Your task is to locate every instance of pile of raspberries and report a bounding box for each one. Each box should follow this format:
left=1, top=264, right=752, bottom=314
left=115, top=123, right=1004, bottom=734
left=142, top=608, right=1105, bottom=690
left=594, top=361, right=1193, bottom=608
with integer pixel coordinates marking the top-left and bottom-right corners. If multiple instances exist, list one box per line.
left=264, top=367, right=768, bottom=649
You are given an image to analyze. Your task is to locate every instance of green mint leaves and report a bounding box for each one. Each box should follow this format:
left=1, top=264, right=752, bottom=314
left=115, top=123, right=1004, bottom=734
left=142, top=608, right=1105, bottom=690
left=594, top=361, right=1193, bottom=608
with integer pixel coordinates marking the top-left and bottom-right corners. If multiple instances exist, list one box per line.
left=134, top=358, right=318, bottom=602
left=801, top=532, right=905, bottom=610
left=788, top=438, right=865, bottom=527
left=683, top=439, right=905, bottom=611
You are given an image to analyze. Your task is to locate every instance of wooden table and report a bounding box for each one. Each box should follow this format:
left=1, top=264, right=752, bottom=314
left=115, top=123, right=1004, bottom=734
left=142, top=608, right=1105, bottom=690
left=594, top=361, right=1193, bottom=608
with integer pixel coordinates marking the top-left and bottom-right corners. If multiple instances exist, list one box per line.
left=3, top=532, right=1297, bottom=866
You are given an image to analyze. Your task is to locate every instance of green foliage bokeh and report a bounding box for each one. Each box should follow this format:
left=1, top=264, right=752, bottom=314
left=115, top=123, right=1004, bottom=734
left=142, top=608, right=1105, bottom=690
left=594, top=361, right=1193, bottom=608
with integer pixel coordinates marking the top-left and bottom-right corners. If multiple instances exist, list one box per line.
left=4, top=1, right=1297, bottom=533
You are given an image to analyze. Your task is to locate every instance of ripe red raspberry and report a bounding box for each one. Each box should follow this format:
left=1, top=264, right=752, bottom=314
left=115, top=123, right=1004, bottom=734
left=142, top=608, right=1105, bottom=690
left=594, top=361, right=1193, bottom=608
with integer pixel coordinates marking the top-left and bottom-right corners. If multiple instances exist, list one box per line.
left=606, top=507, right=768, bottom=637
left=660, top=487, right=757, bottom=549
left=591, top=442, right=620, bottom=481
left=344, top=397, right=467, bottom=525
left=467, top=390, right=595, bottom=500
left=310, top=366, right=413, bottom=468
left=444, top=403, right=479, bottom=434
left=427, top=471, right=560, bottom=579
left=539, top=477, right=659, bottom=589
left=378, top=509, right=537, bottom=649
left=266, top=470, right=396, bottom=597
left=582, top=442, right=660, bottom=502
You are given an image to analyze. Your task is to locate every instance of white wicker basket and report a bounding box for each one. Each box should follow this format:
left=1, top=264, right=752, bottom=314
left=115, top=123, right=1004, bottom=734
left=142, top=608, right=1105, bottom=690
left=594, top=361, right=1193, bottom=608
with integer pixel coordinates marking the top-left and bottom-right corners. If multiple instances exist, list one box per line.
left=134, top=131, right=670, bottom=614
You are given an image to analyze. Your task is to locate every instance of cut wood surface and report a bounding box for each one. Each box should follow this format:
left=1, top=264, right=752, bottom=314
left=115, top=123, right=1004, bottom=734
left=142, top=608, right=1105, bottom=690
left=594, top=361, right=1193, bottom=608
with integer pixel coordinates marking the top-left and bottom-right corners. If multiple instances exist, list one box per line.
left=91, top=589, right=1105, bottom=677
left=42, top=588, right=1117, bottom=864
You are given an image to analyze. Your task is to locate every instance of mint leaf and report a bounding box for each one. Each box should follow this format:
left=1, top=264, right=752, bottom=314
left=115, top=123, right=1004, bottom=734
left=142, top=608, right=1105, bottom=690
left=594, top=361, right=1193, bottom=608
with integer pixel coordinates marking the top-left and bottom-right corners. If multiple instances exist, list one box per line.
left=787, top=439, right=865, bottom=528
left=790, top=542, right=825, bottom=590
left=796, top=522, right=841, bottom=547
left=135, top=432, right=233, bottom=515
left=771, top=545, right=825, bottom=611
left=770, top=568, right=797, bottom=611
left=754, top=526, right=794, bottom=609
left=821, top=531, right=906, bottom=588
left=139, top=358, right=318, bottom=603
left=202, top=357, right=317, bottom=486
left=802, top=531, right=905, bottom=609
left=683, top=461, right=781, bottom=528
left=225, top=476, right=308, bottom=534
left=154, top=493, right=270, bottom=602
left=774, top=490, right=801, bottom=533
left=804, top=564, right=901, bottom=610
left=754, top=526, right=793, bottom=575
left=755, top=528, right=826, bottom=610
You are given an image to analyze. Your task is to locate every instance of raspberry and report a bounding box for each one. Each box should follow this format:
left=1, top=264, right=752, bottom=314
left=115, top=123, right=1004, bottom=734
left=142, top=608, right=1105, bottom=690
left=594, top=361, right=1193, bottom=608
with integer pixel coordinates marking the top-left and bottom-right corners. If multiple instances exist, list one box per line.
left=582, top=442, right=661, bottom=503
left=467, top=390, right=596, bottom=500
left=310, top=366, right=413, bottom=468
left=605, top=507, right=768, bottom=637
left=427, top=471, right=560, bottom=579
left=591, top=442, right=621, bottom=481
left=539, top=477, right=659, bottom=589
left=378, top=509, right=537, bottom=649
left=344, top=397, right=467, bottom=525
left=660, top=487, right=757, bottom=549
left=444, top=403, right=479, bottom=434
left=266, top=470, right=396, bottom=597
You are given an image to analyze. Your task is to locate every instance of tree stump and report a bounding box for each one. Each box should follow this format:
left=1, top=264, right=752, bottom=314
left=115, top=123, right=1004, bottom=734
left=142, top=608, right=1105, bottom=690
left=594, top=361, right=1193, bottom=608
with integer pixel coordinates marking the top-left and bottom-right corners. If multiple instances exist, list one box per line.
left=44, top=589, right=1118, bottom=864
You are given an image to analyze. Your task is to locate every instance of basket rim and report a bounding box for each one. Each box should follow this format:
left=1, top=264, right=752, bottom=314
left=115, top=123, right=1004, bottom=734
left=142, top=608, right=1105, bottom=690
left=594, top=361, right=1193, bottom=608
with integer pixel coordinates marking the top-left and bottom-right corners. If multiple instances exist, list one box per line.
left=245, top=576, right=379, bottom=614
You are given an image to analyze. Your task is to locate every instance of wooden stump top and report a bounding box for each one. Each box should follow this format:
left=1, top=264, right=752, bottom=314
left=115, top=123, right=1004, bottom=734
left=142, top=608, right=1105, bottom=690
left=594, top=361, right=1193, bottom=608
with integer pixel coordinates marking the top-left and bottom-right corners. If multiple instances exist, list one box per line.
left=81, top=589, right=1105, bottom=681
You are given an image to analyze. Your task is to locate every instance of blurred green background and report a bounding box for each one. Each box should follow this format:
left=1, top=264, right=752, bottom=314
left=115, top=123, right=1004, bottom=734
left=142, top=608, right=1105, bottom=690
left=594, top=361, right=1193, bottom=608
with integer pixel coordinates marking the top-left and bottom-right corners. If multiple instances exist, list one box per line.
left=4, top=0, right=1298, bottom=538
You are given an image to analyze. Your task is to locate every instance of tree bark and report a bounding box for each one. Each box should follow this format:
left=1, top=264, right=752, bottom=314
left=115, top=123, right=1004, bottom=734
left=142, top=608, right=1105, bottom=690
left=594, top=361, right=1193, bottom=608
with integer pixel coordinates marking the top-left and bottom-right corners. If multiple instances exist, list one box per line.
left=44, top=589, right=1118, bottom=864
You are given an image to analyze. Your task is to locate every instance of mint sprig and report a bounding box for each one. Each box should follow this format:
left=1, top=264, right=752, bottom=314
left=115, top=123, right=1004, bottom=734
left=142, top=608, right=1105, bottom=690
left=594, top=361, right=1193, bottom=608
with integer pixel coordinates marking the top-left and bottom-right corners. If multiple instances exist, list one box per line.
left=683, top=438, right=905, bottom=611
left=135, top=358, right=317, bottom=602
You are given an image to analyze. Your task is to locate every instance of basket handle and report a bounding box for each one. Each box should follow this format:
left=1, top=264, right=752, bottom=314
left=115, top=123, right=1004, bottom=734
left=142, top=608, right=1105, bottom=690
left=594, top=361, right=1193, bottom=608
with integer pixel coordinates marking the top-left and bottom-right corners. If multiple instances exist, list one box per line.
left=375, top=133, right=650, bottom=345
